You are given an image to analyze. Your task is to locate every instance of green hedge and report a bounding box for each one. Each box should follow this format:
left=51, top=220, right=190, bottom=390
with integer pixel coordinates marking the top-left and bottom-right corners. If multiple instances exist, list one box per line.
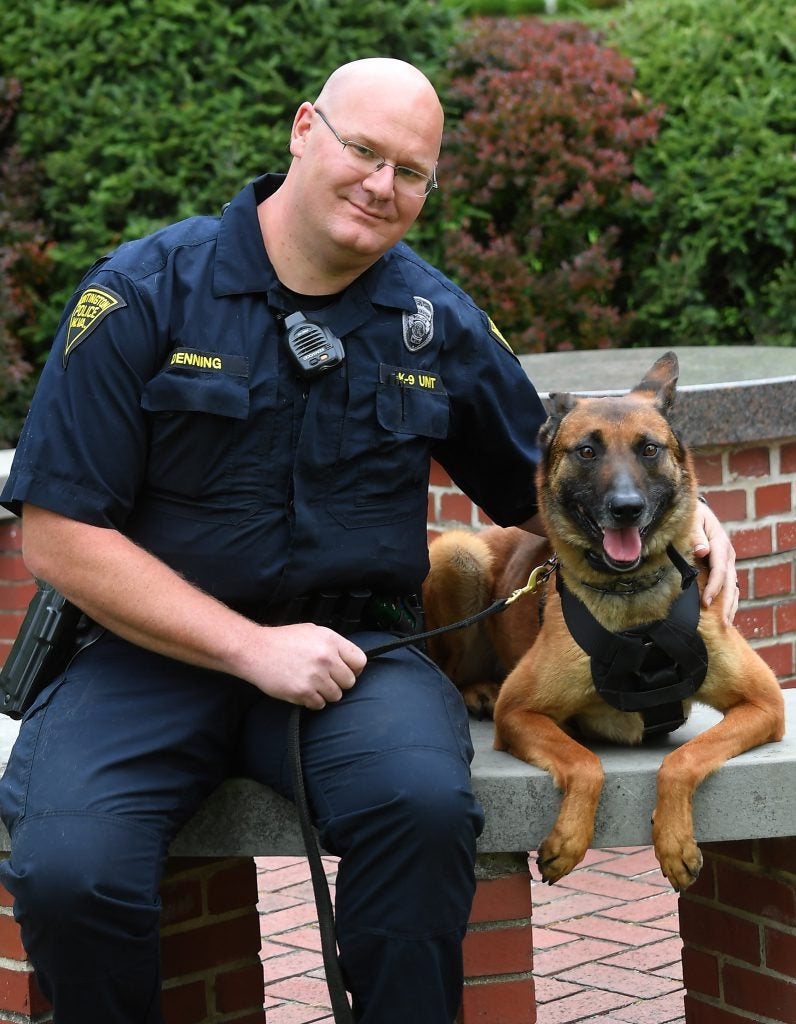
left=0, top=78, right=49, bottom=447
left=0, top=0, right=457, bottom=362
left=601, top=0, right=796, bottom=346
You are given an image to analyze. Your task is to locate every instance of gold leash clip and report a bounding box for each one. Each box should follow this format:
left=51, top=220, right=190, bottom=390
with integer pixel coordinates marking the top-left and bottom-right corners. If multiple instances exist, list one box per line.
left=505, top=555, right=559, bottom=606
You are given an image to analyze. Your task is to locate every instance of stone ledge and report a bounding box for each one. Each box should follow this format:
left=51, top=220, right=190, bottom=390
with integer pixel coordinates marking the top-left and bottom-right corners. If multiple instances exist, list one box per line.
left=170, top=689, right=796, bottom=856
left=4, top=693, right=791, bottom=859
left=521, top=345, right=796, bottom=447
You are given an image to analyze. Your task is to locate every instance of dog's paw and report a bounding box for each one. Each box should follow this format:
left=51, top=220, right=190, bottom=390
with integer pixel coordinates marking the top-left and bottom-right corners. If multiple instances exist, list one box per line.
left=653, top=833, right=703, bottom=891
left=460, top=682, right=501, bottom=720
left=536, top=832, right=589, bottom=884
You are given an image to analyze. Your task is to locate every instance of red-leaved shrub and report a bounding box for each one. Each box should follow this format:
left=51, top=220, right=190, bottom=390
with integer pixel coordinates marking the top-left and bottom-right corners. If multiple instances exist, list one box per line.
left=440, top=18, right=663, bottom=352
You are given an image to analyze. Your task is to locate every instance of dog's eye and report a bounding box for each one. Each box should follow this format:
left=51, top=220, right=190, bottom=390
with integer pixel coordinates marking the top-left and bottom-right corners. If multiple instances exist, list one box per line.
left=577, top=446, right=596, bottom=460
left=642, top=443, right=659, bottom=458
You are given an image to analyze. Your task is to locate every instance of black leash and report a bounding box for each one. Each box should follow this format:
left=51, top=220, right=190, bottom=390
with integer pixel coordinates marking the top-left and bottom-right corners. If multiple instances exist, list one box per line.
left=288, top=706, right=355, bottom=1024
left=286, top=555, right=557, bottom=1023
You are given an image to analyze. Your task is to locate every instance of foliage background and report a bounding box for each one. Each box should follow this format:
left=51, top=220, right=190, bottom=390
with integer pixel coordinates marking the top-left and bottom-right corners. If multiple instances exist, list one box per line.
left=0, top=0, right=457, bottom=365
left=601, top=0, right=796, bottom=348
left=0, top=0, right=794, bottom=444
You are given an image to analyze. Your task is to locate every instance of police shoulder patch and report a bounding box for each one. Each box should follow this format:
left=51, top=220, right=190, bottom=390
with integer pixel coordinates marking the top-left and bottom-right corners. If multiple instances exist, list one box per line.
left=486, top=315, right=513, bottom=354
left=63, top=284, right=128, bottom=367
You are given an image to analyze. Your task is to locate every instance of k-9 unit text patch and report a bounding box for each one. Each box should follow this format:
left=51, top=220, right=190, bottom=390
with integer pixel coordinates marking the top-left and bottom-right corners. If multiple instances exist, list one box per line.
left=63, top=285, right=128, bottom=367
left=379, top=364, right=446, bottom=394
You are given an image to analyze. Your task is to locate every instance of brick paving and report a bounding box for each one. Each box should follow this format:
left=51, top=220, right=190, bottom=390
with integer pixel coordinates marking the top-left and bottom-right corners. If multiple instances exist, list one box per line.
left=256, top=846, right=685, bottom=1024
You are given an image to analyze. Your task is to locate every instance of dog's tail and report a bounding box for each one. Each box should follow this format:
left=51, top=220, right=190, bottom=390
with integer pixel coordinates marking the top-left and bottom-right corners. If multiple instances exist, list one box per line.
left=423, top=531, right=495, bottom=678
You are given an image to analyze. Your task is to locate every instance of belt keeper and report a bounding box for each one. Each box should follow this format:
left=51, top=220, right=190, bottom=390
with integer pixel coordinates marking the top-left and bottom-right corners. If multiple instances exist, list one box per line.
left=337, top=589, right=372, bottom=629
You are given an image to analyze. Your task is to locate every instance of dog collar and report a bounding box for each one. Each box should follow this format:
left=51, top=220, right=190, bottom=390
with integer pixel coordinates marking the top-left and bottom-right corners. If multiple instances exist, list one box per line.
left=557, top=546, right=708, bottom=738
left=583, top=543, right=700, bottom=591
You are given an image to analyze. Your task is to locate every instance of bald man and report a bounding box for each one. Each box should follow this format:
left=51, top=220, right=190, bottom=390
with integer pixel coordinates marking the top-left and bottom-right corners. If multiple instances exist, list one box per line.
left=0, top=58, right=736, bottom=1023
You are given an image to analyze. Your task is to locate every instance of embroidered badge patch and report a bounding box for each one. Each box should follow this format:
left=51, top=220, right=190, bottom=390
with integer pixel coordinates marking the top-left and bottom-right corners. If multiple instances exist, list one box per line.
left=63, top=285, right=128, bottom=367
left=402, top=296, right=434, bottom=352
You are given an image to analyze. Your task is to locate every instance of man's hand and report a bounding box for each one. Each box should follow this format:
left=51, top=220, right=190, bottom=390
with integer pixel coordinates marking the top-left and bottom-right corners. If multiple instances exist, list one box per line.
left=243, top=623, right=367, bottom=710
left=693, top=500, right=738, bottom=624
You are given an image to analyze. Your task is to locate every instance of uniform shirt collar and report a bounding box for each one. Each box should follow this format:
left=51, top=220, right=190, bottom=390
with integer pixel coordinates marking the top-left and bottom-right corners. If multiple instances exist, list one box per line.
left=213, top=174, right=282, bottom=297
left=212, top=173, right=419, bottom=315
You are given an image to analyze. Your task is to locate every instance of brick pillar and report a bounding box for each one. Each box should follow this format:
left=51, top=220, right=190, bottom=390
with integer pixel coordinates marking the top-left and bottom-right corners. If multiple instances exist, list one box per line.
left=161, top=856, right=266, bottom=1024
left=0, top=856, right=265, bottom=1024
left=460, top=852, right=535, bottom=1024
left=0, top=869, right=52, bottom=1023
left=680, top=837, right=796, bottom=1023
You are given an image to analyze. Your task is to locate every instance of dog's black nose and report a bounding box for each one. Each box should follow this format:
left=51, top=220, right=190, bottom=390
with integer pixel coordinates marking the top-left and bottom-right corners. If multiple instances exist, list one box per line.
left=607, top=492, right=645, bottom=524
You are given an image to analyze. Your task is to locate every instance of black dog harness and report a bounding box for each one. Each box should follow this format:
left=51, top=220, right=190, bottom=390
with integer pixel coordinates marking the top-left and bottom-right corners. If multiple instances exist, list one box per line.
left=557, top=545, right=709, bottom=737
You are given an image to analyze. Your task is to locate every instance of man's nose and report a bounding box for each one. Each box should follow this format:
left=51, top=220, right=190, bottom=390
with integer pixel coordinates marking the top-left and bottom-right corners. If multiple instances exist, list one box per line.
left=363, top=163, right=396, bottom=197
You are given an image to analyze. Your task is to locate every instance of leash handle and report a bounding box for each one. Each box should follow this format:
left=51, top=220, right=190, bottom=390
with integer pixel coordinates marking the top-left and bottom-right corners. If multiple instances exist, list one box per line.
left=288, top=706, right=355, bottom=1024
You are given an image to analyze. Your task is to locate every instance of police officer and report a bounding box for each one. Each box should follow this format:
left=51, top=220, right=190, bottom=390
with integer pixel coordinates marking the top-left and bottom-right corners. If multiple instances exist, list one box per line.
left=0, top=59, right=737, bottom=1024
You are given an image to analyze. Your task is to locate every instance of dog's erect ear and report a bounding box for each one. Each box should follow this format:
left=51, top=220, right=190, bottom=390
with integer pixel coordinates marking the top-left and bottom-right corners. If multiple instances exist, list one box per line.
left=538, top=391, right=578, bottom=450
left=630, top=351, right=679, bottom=415
left=548, top=392, right=578, bottom=419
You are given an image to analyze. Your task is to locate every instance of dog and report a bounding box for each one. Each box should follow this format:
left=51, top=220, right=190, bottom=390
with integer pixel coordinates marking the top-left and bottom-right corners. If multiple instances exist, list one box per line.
left=422, top=352, right=785, bottom=891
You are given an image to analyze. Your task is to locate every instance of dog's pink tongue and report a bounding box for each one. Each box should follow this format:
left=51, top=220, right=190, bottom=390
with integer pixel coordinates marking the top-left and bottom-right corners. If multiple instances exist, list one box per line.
left=603, top=527, right=642, bottom=564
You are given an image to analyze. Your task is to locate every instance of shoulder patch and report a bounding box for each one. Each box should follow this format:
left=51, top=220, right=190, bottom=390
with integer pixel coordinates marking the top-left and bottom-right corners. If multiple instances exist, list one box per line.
left=487, top=316, right=513, bottom=354
left=63, top=285, right=128, bottom=367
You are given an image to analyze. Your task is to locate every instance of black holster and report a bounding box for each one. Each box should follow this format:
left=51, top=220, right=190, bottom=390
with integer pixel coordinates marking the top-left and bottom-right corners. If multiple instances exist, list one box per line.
left=0, top=582, right=84, bottom=719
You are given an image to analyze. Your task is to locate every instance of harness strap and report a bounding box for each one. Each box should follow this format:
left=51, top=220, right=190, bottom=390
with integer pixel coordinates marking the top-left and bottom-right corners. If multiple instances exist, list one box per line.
left=557, top=546, right=708, bottom=737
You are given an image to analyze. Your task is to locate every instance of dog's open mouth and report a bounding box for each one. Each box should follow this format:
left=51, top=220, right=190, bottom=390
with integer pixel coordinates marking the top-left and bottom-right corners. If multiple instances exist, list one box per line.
left=602, top=527, right=643, bottom=568
left=574, top=505, right=650, bottom=572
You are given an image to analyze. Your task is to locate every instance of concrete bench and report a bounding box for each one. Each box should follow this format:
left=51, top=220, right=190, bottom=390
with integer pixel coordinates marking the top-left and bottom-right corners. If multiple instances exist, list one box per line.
left=0, top=691, right=794, bottom=1023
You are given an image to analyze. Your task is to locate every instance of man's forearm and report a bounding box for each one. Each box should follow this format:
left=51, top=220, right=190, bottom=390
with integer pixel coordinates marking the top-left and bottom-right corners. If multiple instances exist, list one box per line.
left=21, top=503, right=260, bottom=678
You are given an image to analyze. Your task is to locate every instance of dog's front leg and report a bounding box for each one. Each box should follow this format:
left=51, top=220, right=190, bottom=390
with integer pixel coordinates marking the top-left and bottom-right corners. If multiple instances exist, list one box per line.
left=652, top=694, right=785, bottom=891
left=495, top=708, right=604, bottom=883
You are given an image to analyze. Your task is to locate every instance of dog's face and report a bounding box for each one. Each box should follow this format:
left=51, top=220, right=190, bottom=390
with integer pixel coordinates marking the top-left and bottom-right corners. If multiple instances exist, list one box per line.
left=537, top=352, right=696, bottom=573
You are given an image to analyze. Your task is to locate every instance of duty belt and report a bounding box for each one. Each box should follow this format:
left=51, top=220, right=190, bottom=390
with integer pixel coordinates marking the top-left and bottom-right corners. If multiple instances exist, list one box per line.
left=240, top=589, right=424, bottom=638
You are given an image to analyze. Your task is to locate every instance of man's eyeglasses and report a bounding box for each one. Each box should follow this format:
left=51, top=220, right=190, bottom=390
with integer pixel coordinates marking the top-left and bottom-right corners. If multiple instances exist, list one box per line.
left=314, top=108, right=438, bottom=199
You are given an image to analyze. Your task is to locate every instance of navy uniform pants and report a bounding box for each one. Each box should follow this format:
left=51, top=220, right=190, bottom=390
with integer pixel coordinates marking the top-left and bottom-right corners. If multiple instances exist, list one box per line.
left=0, top=630, right=484, bottom=1024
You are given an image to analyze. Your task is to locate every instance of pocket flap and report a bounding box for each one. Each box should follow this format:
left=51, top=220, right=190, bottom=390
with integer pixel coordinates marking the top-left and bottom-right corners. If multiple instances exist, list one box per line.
left=142, top=365, right=249, bottom=420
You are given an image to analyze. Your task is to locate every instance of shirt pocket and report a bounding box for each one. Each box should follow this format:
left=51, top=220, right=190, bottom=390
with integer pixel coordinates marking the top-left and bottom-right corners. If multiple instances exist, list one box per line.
left=141, top=367, right=260, bottom=512
left=328, top=367, right=450, bottom=528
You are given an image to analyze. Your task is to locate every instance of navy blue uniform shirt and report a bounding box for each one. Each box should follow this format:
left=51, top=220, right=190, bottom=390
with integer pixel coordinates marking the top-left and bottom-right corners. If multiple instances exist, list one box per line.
left=2, top=175, right=546, bottom=605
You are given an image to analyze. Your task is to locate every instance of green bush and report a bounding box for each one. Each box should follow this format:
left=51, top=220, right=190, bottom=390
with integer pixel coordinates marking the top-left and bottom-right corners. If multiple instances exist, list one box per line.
left=0, top=0, right=457, bottom=360
left=437, top=17, right=662, bottom=351
left=0, top=77, right=50, bottom=447
left=601, top=0, right=796, bottom=346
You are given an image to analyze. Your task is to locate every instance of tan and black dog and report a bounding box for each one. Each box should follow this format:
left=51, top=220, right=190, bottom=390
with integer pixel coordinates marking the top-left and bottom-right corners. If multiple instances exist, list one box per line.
left=422, top=352, right=785, bottom=891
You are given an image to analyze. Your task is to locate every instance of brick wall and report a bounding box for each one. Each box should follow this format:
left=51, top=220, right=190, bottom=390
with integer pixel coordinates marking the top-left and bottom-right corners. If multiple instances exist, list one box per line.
left=0, top=520, right=31, bottom=669
left=0, top=855, right=266, bottom=1024
left=0, top=869, right=51, bottom=1023
left=429, top=442, right=796, bottom=689
left=680, top=838, right=796, bottom=1023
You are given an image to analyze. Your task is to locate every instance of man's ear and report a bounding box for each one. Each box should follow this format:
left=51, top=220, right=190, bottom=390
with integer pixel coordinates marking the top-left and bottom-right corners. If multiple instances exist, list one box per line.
left=289, top=102, right=314, bottom=159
